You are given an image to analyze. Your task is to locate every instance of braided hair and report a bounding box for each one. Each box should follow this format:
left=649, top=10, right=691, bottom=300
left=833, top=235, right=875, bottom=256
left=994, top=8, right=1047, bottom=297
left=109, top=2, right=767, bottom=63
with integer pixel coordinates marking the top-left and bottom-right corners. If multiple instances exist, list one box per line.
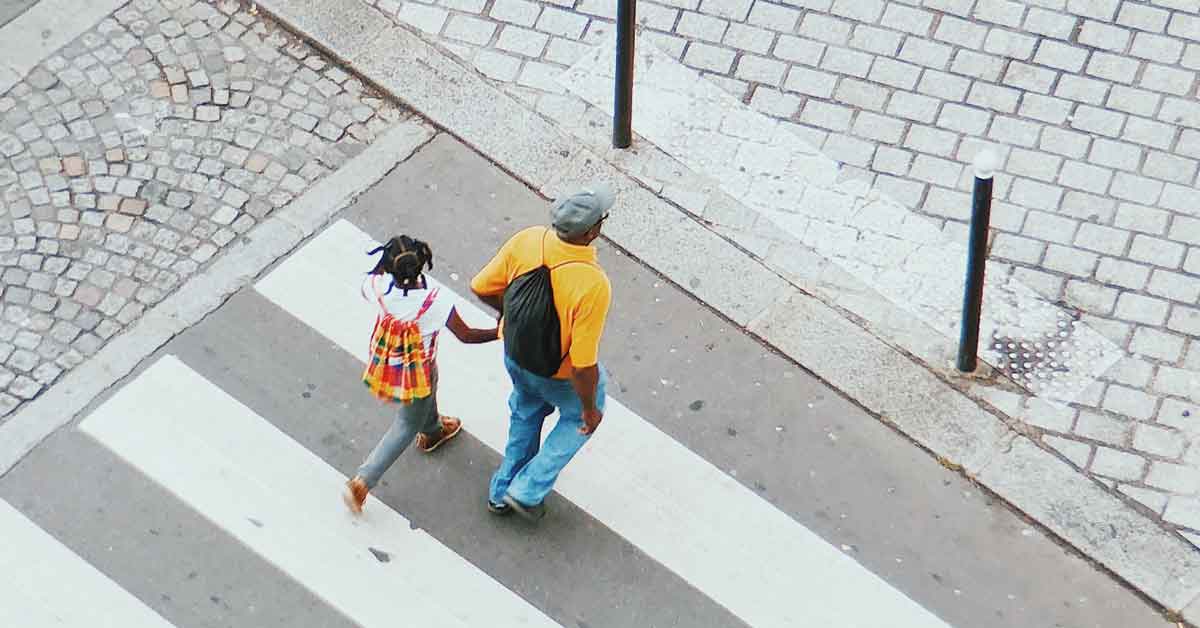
left=366, top=235, right=434, bottom=296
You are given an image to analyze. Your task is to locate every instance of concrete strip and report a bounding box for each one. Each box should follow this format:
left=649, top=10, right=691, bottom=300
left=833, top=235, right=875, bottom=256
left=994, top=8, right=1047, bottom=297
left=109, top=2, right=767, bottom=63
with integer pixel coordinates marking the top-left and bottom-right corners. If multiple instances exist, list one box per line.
left=0, top=0, right=124, bottom=93
left=250, top=2, right=1199, bottom=619
left=0, top=120, right=435, bottom=477
left=977, top=437, right=1200, bottom=611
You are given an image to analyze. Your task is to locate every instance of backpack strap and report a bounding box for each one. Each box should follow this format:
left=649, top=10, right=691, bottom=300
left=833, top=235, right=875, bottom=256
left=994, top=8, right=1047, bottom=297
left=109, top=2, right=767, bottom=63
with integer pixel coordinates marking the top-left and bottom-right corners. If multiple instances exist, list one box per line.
left=415, top=288, right=439, bottom=319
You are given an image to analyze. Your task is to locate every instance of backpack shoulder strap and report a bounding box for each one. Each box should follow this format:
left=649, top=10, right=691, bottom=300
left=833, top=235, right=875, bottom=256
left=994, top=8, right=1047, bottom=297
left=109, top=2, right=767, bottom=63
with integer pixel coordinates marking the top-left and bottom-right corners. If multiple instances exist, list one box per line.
left=368, top=275, right=389, bottom=315
left=415, top=288, right=439, bottom=319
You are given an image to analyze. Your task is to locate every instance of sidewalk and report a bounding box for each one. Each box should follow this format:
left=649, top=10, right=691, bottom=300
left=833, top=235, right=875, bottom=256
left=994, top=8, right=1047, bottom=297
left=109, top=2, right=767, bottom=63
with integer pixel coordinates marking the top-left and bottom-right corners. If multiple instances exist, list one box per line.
left=0, top=0, right=1198, bottom=624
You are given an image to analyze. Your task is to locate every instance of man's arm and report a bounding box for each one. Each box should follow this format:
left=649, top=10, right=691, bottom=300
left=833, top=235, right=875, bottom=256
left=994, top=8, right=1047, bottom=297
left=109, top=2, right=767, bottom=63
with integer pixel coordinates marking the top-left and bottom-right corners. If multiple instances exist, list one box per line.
left=571, top=364, right=602, bottom=435
left=568, top=277, right=611, bottom=435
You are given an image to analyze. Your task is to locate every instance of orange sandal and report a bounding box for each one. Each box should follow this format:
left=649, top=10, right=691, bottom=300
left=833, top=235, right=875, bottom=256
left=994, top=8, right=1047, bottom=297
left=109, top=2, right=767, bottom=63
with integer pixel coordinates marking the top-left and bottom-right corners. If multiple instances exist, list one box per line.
left=343, top=476, right=369, bottom=515
left=416, top=416, right=462, bottom=453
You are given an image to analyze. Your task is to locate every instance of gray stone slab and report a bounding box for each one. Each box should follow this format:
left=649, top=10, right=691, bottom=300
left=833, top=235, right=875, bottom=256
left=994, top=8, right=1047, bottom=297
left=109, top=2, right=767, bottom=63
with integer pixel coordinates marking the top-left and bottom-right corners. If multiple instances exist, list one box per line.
left=255, top=0, right=389, bottom=65
left=979, top=437, right=1200, bottom=611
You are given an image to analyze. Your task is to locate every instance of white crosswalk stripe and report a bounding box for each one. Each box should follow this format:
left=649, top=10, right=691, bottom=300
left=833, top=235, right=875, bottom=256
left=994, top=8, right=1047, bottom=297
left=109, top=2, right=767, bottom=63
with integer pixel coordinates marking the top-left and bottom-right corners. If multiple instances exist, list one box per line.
left=78, top=355, right=561, bottom=628
left=0, top=498, right=177, bottom=628
left=253, top=219, right=953, bottom=628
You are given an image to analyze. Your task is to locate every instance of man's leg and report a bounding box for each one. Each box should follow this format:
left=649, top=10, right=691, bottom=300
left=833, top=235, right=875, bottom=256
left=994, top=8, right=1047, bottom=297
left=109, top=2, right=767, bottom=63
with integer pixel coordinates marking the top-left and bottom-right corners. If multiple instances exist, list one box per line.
left=489, top=358, right=554, bottom=505
left=505, top=366, right=607, bottom=508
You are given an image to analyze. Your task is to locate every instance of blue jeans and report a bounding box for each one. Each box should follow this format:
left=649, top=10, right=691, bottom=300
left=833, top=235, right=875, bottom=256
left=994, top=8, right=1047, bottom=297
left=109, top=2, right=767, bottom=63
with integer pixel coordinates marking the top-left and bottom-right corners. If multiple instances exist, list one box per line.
left=489, top=356, right=607, bottom=507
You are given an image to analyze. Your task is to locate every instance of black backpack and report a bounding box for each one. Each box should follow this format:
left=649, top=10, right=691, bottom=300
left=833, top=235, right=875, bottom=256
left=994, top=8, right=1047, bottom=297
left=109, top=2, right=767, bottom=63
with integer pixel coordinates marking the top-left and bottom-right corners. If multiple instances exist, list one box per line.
left=502, top=229, right=594, bottom=377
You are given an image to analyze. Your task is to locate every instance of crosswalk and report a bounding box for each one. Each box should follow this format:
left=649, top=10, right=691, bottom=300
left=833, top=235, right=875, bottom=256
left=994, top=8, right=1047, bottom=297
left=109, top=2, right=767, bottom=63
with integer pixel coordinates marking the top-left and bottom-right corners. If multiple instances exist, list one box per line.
left=9, top=219, right=953, bottom=627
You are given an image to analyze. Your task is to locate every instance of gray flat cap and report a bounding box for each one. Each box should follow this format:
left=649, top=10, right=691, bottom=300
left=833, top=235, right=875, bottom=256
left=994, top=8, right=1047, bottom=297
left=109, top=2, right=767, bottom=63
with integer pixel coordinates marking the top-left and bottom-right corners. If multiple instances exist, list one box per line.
left=551, top=184, right=615, bottom=239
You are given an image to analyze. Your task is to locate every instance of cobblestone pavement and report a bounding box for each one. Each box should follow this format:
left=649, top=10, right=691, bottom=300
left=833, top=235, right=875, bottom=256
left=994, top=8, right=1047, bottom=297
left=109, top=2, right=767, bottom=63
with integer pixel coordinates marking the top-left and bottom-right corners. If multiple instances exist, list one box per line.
left=0, top=0, right=403, bottom=421
left=361, top=0, right=1200, bottom=542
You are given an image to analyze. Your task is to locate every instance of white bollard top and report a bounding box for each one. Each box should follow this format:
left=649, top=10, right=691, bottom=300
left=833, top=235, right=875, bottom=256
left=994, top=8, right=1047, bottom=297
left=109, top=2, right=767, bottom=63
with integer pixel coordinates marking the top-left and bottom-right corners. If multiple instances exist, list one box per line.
left=974, top=149, right=998, bottom=180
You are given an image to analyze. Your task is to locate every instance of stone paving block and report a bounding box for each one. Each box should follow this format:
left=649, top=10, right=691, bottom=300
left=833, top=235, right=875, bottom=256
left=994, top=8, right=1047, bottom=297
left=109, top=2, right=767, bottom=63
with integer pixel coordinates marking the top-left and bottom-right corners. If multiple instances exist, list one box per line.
left=821, top=47, right=873, bottom=79
left=1107, top=85, right=1163, bottom=119
left=799, top=100, right=853, bottom=131
left=1103, top=383, right=1162, bottom=421
left=1131, top=327, right=1187, bottom=363
left=397, top=1, right=448, bottom=34
left=1043, top=244, right=1098, bottom=277
left=1111, top=172, right=1164, bottom=205
left=1091, top=446, right=1146, bottom=481
left=905, top=124, right=957, bottom=157
left=1034, top=40, right=1089, bottom=73
left=723, top=23, right=774, bottom=56
left=897, top=37, right=952, bottom=70
left=1168, top=305, right=1200, bottom=336
left=748, top=2, right=799, bottom=31
left=490, top=0, right=542, bottom=27
left=834, top=79, right=888, bottom=111
left=497, top=25, right=549, bottom=57
left=634, top=3, right=680, bottom=31
left=878, top=2, right=931, bottom=34
left=1168, top=9, right=1200, bottom=36
left=1087, top=52, right=1141, bottom=84
left=1025, top=7, right=1080, bottom=39
left=683, top=42, right=735, bottom=73
left=1077, top=20, right=1132, bottom=53
left=1036, top=126, right=1089, bottom=160
left=1129, top=234, right=1184, bottom=269
left=798, top=13, right=852, bottom=45
left=1148, top=269, right=1200, bottom=303
left=1073, top=222, right=1128, bottom=256
left=783, top=66, right=837, bottom=98
left=1115, top=292, right=1171, bottom=325
left=1054, top=74, right=1109, bottom=106
left=698, top=0, right=751, bottom=22
left=676, top=10, right=728, bottom=43
left=1066, top=279, right=1119, bottom=314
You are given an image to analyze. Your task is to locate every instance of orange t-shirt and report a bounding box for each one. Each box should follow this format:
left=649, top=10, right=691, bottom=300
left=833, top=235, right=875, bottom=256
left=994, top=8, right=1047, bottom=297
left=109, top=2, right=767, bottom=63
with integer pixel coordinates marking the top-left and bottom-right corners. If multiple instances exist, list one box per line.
left=471, top=227, right=611, bottom=379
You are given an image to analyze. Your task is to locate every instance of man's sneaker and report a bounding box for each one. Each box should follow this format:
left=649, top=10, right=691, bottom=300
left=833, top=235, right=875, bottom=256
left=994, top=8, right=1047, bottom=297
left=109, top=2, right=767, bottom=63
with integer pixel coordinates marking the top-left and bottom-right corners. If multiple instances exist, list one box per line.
left=502, top=494, right=545, bottom=522
left=487, top=500, right=512, bottom=516
left=343, top=476, right=369, bottom=515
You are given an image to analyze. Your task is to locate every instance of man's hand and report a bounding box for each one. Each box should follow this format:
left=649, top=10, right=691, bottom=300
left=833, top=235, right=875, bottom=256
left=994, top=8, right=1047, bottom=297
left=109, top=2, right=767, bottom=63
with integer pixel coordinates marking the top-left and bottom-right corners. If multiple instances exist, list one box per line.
left=579, top=407, right=603, bottom=435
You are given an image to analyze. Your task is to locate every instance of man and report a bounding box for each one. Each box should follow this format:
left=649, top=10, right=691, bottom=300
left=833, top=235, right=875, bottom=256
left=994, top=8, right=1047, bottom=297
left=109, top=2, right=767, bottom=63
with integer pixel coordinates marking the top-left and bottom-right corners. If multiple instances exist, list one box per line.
left=471, top=184, right=614, bottom=521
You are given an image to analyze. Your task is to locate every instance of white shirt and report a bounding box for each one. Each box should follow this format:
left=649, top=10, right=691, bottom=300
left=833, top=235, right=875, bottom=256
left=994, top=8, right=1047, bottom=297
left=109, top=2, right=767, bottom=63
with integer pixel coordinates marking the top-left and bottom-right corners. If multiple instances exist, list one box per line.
left=361, top=275, right=454, bottom=354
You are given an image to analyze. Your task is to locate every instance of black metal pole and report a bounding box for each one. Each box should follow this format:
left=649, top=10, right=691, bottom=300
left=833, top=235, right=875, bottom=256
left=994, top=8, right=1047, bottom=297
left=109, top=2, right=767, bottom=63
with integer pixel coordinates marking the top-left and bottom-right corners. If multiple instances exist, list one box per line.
left=613, top=0, right=636, bottom=148
left=957, top=154, right=996, bottom=373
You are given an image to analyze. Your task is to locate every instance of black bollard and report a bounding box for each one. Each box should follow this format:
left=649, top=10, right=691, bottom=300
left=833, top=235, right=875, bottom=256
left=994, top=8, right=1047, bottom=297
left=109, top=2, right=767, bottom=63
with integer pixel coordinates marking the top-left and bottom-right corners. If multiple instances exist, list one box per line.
left=613, top=0, right=636, bottom=148
left=957, top=151, right=997, bottom=373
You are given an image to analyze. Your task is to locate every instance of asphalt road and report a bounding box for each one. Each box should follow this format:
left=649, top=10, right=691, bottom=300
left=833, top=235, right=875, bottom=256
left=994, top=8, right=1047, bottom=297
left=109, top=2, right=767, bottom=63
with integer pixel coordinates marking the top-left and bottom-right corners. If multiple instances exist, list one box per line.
left=0, top=132, right=1168, bottom=628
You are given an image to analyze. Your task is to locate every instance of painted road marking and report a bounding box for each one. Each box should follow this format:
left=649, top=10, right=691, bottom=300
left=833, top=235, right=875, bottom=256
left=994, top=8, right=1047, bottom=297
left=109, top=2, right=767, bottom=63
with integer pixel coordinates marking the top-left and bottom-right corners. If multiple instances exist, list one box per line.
left=254, top=219, right=953, bottom=627
left=0, top=498, right=177, bottom=628
left=78, top=355, right=561, bottom=628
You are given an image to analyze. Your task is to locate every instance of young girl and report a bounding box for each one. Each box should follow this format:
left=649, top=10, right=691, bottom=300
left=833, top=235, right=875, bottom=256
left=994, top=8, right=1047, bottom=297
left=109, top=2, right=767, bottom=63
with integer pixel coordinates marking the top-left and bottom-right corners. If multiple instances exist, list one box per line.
left=344, top=234, right=498, bottom=514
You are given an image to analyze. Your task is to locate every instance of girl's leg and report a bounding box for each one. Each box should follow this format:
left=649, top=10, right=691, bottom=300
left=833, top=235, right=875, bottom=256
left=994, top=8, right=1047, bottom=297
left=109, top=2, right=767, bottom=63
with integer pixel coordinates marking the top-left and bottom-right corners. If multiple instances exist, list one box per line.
left=355, top=392, right=438, bottom=489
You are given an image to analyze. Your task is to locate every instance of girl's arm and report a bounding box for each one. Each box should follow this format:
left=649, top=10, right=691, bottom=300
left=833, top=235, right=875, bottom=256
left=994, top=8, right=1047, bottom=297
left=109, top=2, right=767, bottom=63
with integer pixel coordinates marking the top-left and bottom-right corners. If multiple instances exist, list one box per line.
left=445, top=308, right=499, bottom=344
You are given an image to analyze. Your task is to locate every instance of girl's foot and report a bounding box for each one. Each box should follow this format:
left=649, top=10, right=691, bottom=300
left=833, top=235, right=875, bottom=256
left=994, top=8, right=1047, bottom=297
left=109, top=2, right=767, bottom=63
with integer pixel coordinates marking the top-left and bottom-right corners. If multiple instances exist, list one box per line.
left=416, top=416, right=462, bottom=453
left=343, top=476, right=369, bottom=514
